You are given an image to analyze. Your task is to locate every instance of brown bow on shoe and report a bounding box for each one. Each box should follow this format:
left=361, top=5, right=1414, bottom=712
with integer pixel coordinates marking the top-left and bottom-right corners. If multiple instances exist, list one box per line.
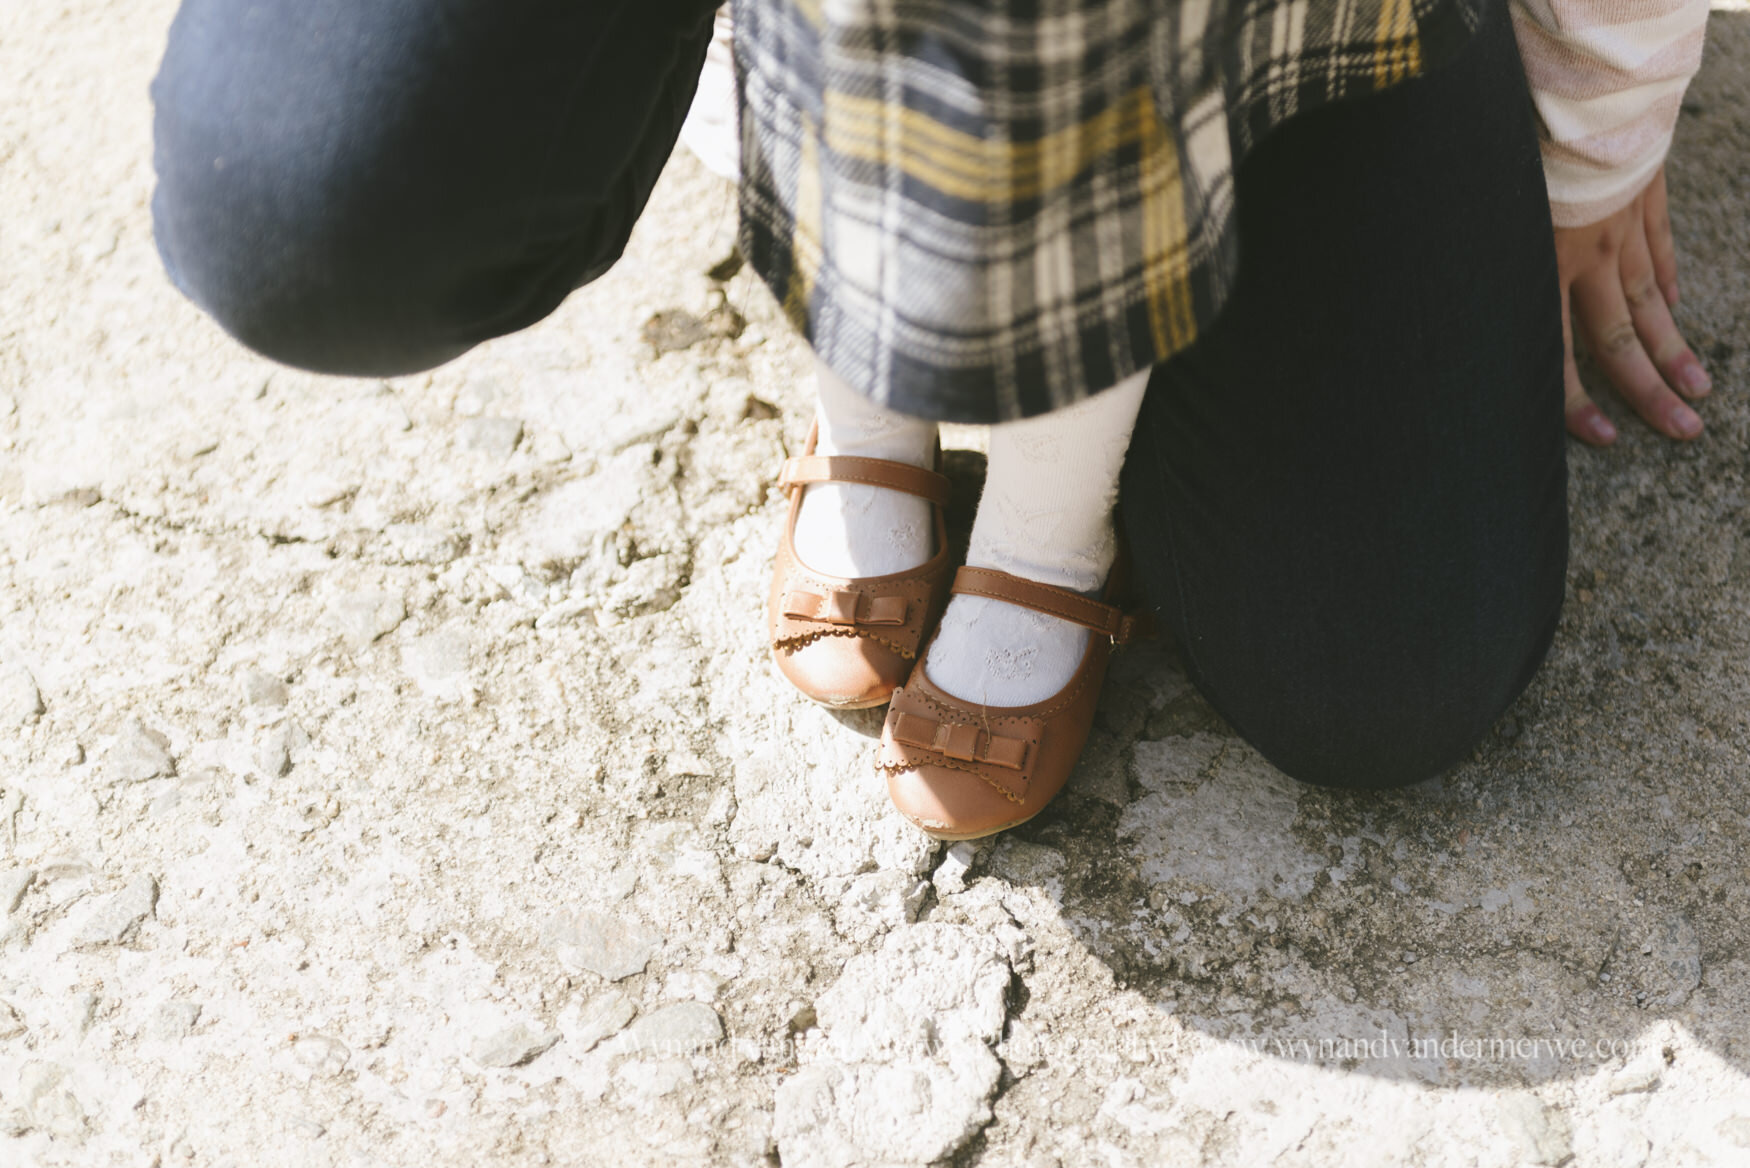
left=878, top=563, right=1146, bottom=838
left=767, top=423, right=956, bottom=709
left=780, top=588, right=909, bottom=629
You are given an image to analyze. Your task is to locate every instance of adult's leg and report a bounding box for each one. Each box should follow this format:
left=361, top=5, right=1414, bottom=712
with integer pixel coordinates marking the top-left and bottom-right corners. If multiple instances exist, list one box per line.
left=151, top=0, right=719, bottom=376
left=1119, top=0, right=1568, bottom=790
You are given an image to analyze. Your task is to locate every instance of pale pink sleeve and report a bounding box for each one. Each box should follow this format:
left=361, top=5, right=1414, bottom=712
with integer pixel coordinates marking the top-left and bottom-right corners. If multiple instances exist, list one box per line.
left=1509, top=0, right=1711, bottom=226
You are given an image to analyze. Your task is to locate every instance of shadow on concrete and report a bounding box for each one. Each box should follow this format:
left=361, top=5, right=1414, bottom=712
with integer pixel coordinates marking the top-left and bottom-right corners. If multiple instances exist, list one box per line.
left=982, top=7, right=1750, bottom=1095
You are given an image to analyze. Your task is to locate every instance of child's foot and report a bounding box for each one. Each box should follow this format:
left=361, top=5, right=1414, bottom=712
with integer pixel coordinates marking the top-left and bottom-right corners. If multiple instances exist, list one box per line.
left=768, top=358, right=950, bottom=708
left=922, top=369, right=1150, bottom=706
left=790, top=358, right=938, bottom=577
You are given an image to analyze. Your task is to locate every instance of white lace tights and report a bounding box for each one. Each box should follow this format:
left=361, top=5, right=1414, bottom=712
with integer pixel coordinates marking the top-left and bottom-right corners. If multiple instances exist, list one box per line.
left=926, top=370, right=1149, bottom=705
left=791, top=357, right=1149, bottom=707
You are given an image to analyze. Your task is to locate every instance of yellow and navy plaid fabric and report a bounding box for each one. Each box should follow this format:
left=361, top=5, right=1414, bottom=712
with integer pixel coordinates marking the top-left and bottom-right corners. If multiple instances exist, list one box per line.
left=734, top=0, right=1484, bottom=422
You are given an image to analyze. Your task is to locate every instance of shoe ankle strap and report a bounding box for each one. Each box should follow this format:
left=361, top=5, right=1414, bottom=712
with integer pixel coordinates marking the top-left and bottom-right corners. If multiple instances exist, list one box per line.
left=778, top=455, right=951, bottom=506
left=950, top=566, right=1145, bottom=644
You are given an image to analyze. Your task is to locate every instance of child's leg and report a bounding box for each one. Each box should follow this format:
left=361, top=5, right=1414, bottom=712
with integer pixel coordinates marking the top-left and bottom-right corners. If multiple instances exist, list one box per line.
left=678, top=7, right=739, bottom=183
left=791, top=357, right=939, bottom=578
left=925, top=369, right=1150, bottom=705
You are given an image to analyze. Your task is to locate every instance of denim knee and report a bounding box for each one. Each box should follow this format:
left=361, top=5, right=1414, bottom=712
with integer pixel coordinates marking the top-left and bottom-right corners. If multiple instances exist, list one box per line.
left=149, top=90, right=479, bottom=377
left=1185, top=599, right=1563, bottom=792
left=147, top=0, right=596, bottom=377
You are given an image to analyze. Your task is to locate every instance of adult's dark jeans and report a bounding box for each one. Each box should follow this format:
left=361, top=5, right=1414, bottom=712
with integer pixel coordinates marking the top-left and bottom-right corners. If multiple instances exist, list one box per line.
left=151, top=0, right=1566, bottom=791
left=1119, top=0, right=1568, bottom=790
left=151, top=0, right=720, bottom=375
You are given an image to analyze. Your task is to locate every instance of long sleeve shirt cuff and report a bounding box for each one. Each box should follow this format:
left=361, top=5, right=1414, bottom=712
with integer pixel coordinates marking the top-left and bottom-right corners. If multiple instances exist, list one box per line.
left=1510, top=0, right=1711, bottom=226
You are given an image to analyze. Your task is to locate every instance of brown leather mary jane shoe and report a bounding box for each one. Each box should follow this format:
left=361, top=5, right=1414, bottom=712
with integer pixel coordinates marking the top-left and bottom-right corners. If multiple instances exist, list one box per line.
left=768, top=425, right=955, bottom=709
left=877, top=565, right=1144, bottom=838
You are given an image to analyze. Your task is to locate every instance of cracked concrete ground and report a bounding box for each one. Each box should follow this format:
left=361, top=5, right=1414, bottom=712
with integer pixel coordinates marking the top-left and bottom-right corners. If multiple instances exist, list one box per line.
left=3, top=2, right=1749, bottom=1165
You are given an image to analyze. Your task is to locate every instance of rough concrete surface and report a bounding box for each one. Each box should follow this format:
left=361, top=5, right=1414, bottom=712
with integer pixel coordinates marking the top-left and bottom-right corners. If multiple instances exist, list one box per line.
left=2, top=2, right=1748, bottom=1165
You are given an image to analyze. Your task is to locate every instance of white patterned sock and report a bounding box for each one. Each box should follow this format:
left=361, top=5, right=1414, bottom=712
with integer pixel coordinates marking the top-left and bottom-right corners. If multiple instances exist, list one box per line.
left=924, top=369, right=1150, bottom=706
left=791, top=358, right=938, bottom=578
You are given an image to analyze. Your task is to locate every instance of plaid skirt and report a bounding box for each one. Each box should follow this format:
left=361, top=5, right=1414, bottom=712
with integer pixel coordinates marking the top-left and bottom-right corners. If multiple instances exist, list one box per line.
left=733, top=0, right=1486, bottom=422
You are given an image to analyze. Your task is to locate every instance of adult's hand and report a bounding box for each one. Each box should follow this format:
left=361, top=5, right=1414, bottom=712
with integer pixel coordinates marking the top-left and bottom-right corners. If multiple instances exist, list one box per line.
left=1555, top=165, right=1711, bottom=446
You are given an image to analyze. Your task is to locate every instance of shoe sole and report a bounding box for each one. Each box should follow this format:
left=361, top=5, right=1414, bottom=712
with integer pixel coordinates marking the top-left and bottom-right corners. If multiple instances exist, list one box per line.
left=811, top=692, right=893, bottom=711
left=904, top=805, right=1045, bottom=841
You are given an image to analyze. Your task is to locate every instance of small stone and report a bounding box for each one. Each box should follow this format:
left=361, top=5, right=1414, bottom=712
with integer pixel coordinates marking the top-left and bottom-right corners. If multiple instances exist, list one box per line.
left=565, top=990, right=637, bottom=1052
left=734, top=838, right=777, bottom=863
left=1, top=868, right=35, bottom=913
left=242, top=668, right=289, bottom=708
left=258, top=726, right=294, bottom=778
left=1401, top=951, right=1419, bottom=964
left=61, top=742, right=85, bottom=766
left=1497, top=1093, right=1573, bottom=1166
left=385, top=523, right=461, bottom=566
left=403, top=625, right=471, bottom=698
left=665, top=969, right=725, bottom=1003
left=73, top=993, right=98, bottom=1037
left=104, top=720, right=176, bottom=784
left=150, top=1001, right=202, bottom=1040
left=934, top=842, right=980, bottom=896
left=604, top=553, right=685, bottom=617
left=1608, top=1066, right=1661, bottom=1095
left=461, top=416, right=524, bottom=459
left=472, top=1022, right=562, bottom=1068
left=615, top=1059, right=694, bottom=1100
left=610, top=1001, right=723, bottom=1057
left=44, top=486, right=101, bottom=509
left=482, top=563, right=545, bottom=605
left=17, top=1062, right=88, bottom=1142
left=0, top=663, right=44, bottom=722
left=454, top=377, right=495, bottom=416
left=292, top=1033, right=350, bottom=1077
left=75, top=876, right=159, bottom=948
left=529, top=430, right=572, bottom=465
left=330, top=592, right=407, bottom=648
left=641, top=309, right=710, bottom=354
left=840, top=872, right=930, bottom=932
left=37, top=858, right=93, bottom=886
left=0, top=789, right=23, bottom=844
left=543, top=909, right=661, bottom=981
